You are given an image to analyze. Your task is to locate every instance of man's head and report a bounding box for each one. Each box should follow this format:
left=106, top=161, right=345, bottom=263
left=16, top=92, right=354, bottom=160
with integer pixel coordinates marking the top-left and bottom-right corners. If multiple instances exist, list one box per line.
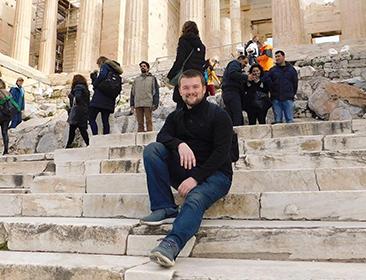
left=237, top=55, right=249, bottom=68
left=275, top=50, right=286, bottom=65
left=139, top=61, right=150, bottom=74
left=16, top=77, right=24, bottom=87
left=178, top=69, right=206, bottom=108
left=252, top=35, right=259, bottom=43
left=96, top=56, right=108, bottom=68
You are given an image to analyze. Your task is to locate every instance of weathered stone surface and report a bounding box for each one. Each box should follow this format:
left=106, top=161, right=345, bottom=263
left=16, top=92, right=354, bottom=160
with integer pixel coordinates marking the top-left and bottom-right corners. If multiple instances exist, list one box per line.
left=299, top=66, right=316, bottom=78
left=0, top=195, right=22, bottom=216
left=261, top=191, right=366, bottom=221
left=234, top=125, right=272, bottom=139
left=0, top=161, right=52, bottom=175
left=324, top=134, right=366, bottom=151
left=90, top=133, right=136, bottom=147
left=271, top=121, right=352, bottom=137
left=0, top=174, right=33, bottom=188
left=316, top=167, right=366, bottom=190
left=22, top=194, right=83, bottom=217
left=100, top=159, right=141, bottom=174
left=0, top=153, right=50, bottom=163
left=0, top=251, right=148, bottom=280
left=56, top=160, right=85, bottom=176
left=243, top=135, right=323, bottom=154
left=329, top=107, right=353, bottom=121
left=86, top=174, right=146, bottom=193
left=136, top=132, right=158, bottom=146
left=127, top=235, right=195, bottom=257
left=352, top=119, right=366, bottom=133
left=31, top=176, right=86, bottom=193
left=3, top=217, right=138, bottom=255
left=109, top=146, right=144, bottom=159
left=54, top=147, right=109, bottom=162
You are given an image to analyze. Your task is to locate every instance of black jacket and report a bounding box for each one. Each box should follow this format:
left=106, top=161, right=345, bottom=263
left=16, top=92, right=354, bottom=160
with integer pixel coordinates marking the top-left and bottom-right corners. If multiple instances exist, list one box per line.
left=167, top=33, right=206, bottom=80
left=221, top=60, right=248, bottom=93
left=68, top=84, right=90, bottom=127
left=157, top=99, right=233, bottom=184
left=243, top=79, right=270, bottom=111
left=266, top=62, right=298, bottom=101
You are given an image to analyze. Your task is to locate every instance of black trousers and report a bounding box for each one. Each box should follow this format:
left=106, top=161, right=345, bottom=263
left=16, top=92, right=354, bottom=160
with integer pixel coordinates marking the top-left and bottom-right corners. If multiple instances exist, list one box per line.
left=222, top=91, right=244, bottom=126
left=66, top=125, right=89, bottom=147
left=89, top=106, right=111, bottom=135
left=1, top=120, right=10, bottom=154
left=247, top=109, right=267, bottom=125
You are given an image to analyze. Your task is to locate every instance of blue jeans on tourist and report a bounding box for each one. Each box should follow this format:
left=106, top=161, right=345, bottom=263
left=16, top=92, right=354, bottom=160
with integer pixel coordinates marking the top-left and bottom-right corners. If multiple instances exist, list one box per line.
left=143, top=142, right=232, bottom=250
left=272, top=99, right=294, bottom=123
left=10, top=112, right=22, bottom=128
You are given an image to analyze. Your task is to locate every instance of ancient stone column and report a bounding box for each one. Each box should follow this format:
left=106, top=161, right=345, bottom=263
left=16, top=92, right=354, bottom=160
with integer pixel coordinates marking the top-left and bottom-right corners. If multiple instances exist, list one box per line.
left=230, top=0, right=242, bottom=51
left=221, top=16, right=232, bottom=59
left=205, top=0, right=220, bottom=58
left=272, top=0, right=305, bottom=47
left=38, top=0, right=58, bottom=74
left=340, top=0, right=366, bottom=40
left=11, top=0, right=33, bottom=65
left=124, top=0, right=147, bottom=65
left=75, top=0, right=103, bottom=72
left=180, top=0, right=205, bottom=40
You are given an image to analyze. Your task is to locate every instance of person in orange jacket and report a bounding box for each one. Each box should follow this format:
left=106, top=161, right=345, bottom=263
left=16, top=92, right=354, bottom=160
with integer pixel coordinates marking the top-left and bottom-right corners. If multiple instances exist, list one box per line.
left=256, top=40, right=274, bottom=72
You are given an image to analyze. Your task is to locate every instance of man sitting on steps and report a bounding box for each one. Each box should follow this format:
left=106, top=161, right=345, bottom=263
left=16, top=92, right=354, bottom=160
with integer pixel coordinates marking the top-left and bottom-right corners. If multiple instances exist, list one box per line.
left=141, top=69, right=233, bottom=267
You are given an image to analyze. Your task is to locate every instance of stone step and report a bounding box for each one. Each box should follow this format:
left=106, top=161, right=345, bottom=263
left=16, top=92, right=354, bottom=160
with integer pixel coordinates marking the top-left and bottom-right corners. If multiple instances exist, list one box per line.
left=323, top=134, right=366, bottom=151
left=0, top=252, right=365, bottom=280
left=89, top=120, right=353, bottom=148
left=0, top=174, right=34, bottom=188
left=0, top=188, right=29, bottom=194
left=2, top=190, right=366, bottom=221
left=1, top=217, right=366, bottom=262
left=0, top=251, right=148, bottom=280
left=0, top=152, right=53, bottom=163
left=0, top=161, right=55, bottom=175
left=31, top=175, right=86, bottom=193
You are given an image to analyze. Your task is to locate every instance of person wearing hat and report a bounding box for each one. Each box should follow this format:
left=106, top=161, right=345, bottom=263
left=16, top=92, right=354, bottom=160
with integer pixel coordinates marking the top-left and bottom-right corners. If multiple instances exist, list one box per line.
left=9, top=77, right=25, bottom=129
left=130, top=61, right=160, bottom=132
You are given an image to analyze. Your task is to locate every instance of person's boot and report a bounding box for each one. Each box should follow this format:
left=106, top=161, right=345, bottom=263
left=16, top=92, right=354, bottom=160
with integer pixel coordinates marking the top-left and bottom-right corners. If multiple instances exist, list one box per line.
left=150, top=238, right=180, bottom=268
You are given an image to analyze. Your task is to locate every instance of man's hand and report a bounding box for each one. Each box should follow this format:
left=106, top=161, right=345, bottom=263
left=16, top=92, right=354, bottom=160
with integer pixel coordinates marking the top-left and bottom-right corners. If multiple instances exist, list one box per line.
left=178, top=177, right=198, bottom=197
left=178, top=143, right=196, bottom=170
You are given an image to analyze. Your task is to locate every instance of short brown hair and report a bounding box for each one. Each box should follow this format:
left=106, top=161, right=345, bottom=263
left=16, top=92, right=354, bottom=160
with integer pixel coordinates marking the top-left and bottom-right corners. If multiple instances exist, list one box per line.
left=97, top=56, right=108, bottom=67
left=71, top=74, right=88, bottom=89
left=181, top=21, right=199, bottom=37
left=178, top=69, right=205, bottom=87
left=0, top=79, right=6, bottom=89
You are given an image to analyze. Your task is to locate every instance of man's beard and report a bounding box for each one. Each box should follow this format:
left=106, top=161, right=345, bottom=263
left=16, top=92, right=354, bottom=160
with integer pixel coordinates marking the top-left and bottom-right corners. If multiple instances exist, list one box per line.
left=141, top=69, right=147, bottom=73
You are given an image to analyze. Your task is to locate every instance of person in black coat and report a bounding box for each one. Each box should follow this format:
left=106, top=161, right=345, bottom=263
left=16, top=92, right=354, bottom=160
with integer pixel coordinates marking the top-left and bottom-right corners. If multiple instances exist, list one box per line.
left=243, top=64, right=271, bottom=125
left=66, top=74, right=90, bottom=148
left=221, top=55, right=249, bottom=126
left=0, top=79, right=11, bottom=155
left=89, top=56, right=123, bottom=135
left=167, top=21, right=206, bottom=109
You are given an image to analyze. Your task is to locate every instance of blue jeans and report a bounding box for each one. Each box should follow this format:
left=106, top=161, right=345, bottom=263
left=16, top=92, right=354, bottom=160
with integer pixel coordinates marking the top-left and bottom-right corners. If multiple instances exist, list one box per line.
left=143, top=142, right=232, bottom=250
left=272, top=99, right=294, bottom=123
left=10, top=112, right=22, bottom=128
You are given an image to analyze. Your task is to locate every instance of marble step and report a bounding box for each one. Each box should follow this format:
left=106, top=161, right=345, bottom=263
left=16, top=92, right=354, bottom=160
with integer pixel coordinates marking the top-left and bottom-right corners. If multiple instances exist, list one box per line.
left=0, top=174, right=34, bottom=188
left=0, top=161, right=55, bottom=175
left=3, top=190, right=366, bottom=221
left=0, top=188, right=29, bottom=194
left=0, top=152, right=53, bottom=163
left=1, top=218, right=366, bottom=262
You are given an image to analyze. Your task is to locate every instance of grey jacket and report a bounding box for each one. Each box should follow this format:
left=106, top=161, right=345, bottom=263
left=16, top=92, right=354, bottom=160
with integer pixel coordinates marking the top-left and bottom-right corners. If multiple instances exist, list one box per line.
left=130, top=73, right=159, bottom=108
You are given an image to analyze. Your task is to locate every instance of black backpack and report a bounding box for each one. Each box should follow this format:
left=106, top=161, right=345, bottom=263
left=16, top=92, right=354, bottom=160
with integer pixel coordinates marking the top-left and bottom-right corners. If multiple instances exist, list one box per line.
left=98, top=70, right=122, bottom=100
left=0, top=95, right=20, bottom=119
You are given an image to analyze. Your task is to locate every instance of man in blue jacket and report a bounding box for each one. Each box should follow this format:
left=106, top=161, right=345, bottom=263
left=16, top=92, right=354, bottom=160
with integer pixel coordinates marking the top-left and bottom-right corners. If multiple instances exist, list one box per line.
left=9, top=77, right=25, bottom=128
left=266, top=50, right=298, bottom=123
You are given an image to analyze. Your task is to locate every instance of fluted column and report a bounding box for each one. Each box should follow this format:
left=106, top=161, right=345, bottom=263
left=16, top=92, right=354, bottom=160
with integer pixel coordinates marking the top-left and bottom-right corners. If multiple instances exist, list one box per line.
left=124, top=0, right=147, bottom=65
left=180, top=0, right=205, bottom=40
left=38, top=0, right=58, bottom=74
left=221, top=16, right=232, bottom=59
left=75, top=0, right=103, bottom=72
left=11, top=0, right=33, bottom=65
left=230, top=0, right=242, bottom=51
left=205, top=0, right=220, bottom=58
left=340, top=0, right=366, bottom=40
left=272, top=0, right=305, bottom=47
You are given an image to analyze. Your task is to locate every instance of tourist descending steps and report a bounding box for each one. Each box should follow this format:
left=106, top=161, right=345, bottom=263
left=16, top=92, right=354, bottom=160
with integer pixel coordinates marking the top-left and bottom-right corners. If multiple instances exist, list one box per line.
left=130, top=61, right=159, bottom=132
left=167, top=21, right=206, bottom=109
left=266, top=50, right=298, bottom=123
left=221, top=55, right=249, bottom=126
left=89, top=56, right=123, bottom=135
left=204, top=58, right=221, bottom=96
left=66, top=75, right=90, bottom=148
left=141, top=70, right=233, bottom=267
left=9, top=77, right=25, bottom=129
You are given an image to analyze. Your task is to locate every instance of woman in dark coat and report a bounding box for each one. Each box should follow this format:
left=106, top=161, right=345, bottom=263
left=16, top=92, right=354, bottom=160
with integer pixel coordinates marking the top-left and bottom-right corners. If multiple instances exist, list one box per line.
left=243, top=64, right=271, bottom=125
left=167, top=21, right=206, bottom=108
left=66, top=74, right=90, bottom=148
left=0, top=79, right=12, bottom=155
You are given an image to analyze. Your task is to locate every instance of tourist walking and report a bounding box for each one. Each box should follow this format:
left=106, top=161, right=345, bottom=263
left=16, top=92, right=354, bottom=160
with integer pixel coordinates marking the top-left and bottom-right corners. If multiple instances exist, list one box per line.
left=204, top=59, right=221, bottom=96
left=221, top=55, right=248, bottom=126
left=167, top=21, right=206, bottom=109
left=66, top=74, right=90, bottom=148
left=141, top=70, right=233, bottom=268
left=266, top=50, right=298, bottom=123
left=243, top=64, right=271, bottom=125
left=9, top=77, right=25, bottom=129
left=130, top=61, right=159, bottom=132
left=89, top=56, right=123, bottom=135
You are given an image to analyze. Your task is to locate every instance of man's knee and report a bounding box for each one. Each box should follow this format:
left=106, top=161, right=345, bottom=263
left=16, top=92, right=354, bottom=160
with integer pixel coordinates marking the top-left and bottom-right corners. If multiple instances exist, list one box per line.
left=143, top=142, right=167, bottom=161
left=185, top=190, right=209, bottom=211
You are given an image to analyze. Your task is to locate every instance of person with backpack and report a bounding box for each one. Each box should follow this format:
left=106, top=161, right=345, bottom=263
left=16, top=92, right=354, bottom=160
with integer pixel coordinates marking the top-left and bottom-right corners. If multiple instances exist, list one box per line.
left=140, top=70, right=233, bottom=268
left=9, top=77, right=25, bottom=129
left=130, top=61, right=159, bottom=132
left=0, top=79, right=17, bottom=155
left=167, top=21, right=206, bottom=109
left=89, top=56, right=123, bottom=135
left=66, top=74, right=90, bottom=148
